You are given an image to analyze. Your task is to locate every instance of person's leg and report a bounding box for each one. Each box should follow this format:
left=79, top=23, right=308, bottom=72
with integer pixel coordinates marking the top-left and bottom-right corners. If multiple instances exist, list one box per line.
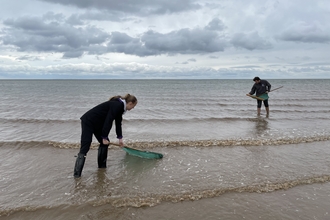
left=264, top=100, right=269, bottom=115
left=97, top=145, right=108, bottom=168
left=73, top=154, right=86, bottom=178
left=79, top=121, right=94, bottom=155
left=95, top=130, right=109, bottom=168
left=257, top=100, right=262, bottom=116
left=74, top=121, right=93, bottom=178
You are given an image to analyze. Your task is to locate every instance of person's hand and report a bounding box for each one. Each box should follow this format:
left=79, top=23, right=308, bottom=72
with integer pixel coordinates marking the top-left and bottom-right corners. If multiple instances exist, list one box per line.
left=266, top=91, right=269, bottom=93
left=102, top=138, right=110, bottom=145
left=119, top=139, right=124, bottom=147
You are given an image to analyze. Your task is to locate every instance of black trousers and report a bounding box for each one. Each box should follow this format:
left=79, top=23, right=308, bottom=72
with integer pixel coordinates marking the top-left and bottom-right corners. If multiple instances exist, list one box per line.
left=79, top=120, right=108, bottom=155
left=257, top=99, right=269, bottom=108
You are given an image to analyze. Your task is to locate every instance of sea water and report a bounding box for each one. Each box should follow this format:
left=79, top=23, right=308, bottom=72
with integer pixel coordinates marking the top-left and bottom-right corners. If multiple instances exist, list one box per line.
left=0, top=79, right=329, bottom=219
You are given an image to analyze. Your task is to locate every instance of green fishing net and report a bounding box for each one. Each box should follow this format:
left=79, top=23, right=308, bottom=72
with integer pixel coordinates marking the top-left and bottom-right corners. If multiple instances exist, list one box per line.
left=258, top=93, right=269, bottom=100
left=122, top=147, right=163, bottom=159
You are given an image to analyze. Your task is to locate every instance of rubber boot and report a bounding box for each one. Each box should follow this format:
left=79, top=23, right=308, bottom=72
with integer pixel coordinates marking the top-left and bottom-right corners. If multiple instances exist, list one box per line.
left=98, top=145, right=108, bottom=168
left=74, top=153, right=86, bottom=178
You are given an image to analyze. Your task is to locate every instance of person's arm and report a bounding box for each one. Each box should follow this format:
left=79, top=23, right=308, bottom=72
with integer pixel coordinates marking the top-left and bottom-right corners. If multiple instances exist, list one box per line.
left=101, top=102, right=121, bottom=142
left=266, top=81, right=271, bottom=92
left=115, top=115, right=124, bottom=146
left=102, top=112, right=114, bottom=140
left=247, top=85, right=256, bottom=96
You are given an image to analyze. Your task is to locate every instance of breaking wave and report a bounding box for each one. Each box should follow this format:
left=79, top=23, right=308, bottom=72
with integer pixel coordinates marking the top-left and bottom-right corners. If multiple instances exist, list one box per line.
left=1, top=134, right=330, bottom=150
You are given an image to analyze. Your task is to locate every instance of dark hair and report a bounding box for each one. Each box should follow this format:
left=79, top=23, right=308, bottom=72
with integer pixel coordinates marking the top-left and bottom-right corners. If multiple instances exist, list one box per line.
left=109, top=94, right=137, bottom=104
left=253, top=76, right=260, bottom=81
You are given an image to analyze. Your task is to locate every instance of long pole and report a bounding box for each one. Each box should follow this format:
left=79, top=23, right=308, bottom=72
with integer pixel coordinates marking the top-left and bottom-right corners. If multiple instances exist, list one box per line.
left=270, top=86, right=283, bottom=92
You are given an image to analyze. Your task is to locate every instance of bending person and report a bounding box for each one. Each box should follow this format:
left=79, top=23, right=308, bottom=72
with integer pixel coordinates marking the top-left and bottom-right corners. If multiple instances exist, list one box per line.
left=246, top=76, right=271, bottom=116
left=74, top=94, right=137, bottom=178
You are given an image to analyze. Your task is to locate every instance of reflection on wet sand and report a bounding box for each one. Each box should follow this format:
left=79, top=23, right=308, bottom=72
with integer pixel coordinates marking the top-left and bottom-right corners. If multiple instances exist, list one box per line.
left=254, top=116, right=269, bottom=137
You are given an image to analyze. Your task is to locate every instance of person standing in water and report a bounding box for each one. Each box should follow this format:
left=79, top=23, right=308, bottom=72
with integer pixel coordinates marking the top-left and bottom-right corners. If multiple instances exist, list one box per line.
left=246, top=76, right=271, bottom=116
left=74, top=94, right=137, bottom=178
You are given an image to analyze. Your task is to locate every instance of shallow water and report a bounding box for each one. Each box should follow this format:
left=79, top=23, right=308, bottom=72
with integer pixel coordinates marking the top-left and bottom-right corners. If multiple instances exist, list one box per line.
left=1, top=140, right=330, bottom=219
left=0, top=79, right=330, bottom=219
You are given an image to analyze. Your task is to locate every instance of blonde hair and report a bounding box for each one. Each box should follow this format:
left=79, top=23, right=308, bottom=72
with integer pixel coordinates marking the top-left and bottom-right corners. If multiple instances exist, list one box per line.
left=109, top=94, right=137, bottom=104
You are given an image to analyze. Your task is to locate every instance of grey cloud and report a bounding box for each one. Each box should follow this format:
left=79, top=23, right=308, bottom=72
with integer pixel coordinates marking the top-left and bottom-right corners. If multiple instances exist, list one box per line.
left=1, top=16, right=110, bottom=58
left=66, top=14, right=86, bottom=25
left=275, top=57, right=285, bottom=61
left=277, top=22, right=330, bottom=43
left=300, top=62, right=330, bottom=66
left=1, top=61, right=329, bottom=79
left=230, top=31, right=272, bottom=50
left=72, top=11, right=126, bottom=22
left=141, top=28, right=226, bottom=54
left=287, top=66, right=330, bottom=74
left=1, top=14, right=228, bottom=58
left=107, top=32, right=152, bottom=56
left=298, top=56, right=311, bottom=61
left=42, top=12, right=65, bottom=22
left=204, top=18, right=226, bottom=31
left=63, top=51, right=84, bottom=59
left=231, top=65, right=261, bottom=69
left=16, top=55, right=43, bottom=61
left=38, top=0, right=201, bottom=16
left=107, top=27, right=227, bottom=56
left=110, top=32, right=136, bottom=44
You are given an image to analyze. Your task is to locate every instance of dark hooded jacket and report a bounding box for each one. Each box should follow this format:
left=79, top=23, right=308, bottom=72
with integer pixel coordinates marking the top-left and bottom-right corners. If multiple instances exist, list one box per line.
left=249, top=80, right=271, bottom=96
left=80, top=98, right=124, bottom=139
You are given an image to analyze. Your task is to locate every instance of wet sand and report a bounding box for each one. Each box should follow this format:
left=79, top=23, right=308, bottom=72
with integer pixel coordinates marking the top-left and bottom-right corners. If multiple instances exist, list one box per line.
left=1, top=140, right=330, bottom=219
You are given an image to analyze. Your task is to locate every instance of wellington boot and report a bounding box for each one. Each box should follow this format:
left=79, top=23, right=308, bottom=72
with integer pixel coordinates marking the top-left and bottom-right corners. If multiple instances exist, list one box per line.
left=98, top=145, right=108, bottom=168
left=74, top=153, right=86, bottom=178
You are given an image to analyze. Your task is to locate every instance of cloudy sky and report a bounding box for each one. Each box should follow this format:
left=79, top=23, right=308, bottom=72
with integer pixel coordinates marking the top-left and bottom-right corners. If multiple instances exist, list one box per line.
left=0, top=0, right=330, bottom=79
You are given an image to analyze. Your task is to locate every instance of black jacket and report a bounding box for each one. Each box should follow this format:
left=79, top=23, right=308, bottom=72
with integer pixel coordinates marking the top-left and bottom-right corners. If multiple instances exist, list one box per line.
left=249, top=80, right=271, bottom=96
left=80, top=98, right=124, bottom=139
